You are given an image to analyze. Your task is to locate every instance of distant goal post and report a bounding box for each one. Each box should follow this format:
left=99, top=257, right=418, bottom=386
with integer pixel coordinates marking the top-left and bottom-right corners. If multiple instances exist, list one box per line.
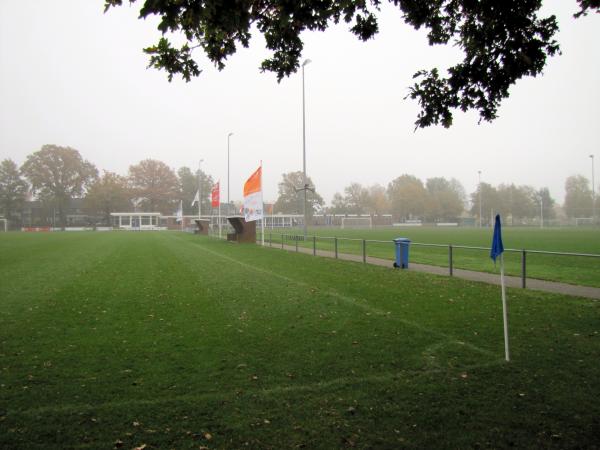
left=575, top=217, right=594, bottom=226
left=0, top=218, right=7, bottom=232
left=341, top=216, right=372, bottom=229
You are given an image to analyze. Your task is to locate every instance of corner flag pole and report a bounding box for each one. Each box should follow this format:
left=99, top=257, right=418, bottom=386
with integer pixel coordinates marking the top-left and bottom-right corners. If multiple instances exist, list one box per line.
left=500, top=253, right=510, bottom=361
left=491, top=214, right=509, bottom=362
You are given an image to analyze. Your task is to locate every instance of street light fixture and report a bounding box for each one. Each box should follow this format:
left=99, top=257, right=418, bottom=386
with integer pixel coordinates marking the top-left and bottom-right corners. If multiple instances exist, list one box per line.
left=301, top=58, right=312, bottom=239
left=227, top=132, right=233, bottom=215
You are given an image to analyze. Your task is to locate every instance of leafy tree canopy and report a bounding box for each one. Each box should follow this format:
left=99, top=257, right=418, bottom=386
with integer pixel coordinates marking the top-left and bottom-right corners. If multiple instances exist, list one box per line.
left=331, top=182, right=389, bottom=215
left=366, top=184, right=389, bottom=216
left=274, top=171, right=323, bottom=215
left=497, top=183, right=536, bottom=221
left=535, top=187, right=556, bottom=220
left=21, top=145, right=98, bottom=227
left=178, top=166, right=214, bottom=215
left=343, top=182, right=370, bottom=215
left=564, top=174, right=593, bottom=218
left=85, top=171, right=132, bottom=224
left=470, top=182, right=501, bottom=225
left=104, top=0, right=598, bottom=128
left=329, top=192, right=348, bottom=215
left=387, top=174, right=427, bottom=220
left=424, top=177, right=465, bottom=221
left=0, top=159, right=29, bottom=223
left=128, top=159, right=180, bottom=214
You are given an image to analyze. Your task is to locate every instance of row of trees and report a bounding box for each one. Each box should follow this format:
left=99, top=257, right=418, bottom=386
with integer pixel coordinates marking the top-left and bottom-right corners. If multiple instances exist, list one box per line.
left=470, top=184, right=555, bottom=224
left=1, top=145, right=598, bottom=228
left=0, top=145, right=215, bottom=228
left=273, top=172, right=598, bottom=223
left=255, top=172, right=464, bottom=222
left=468, top=177, right=598, bottom=222
left=327, top=176, right=466, bottom=222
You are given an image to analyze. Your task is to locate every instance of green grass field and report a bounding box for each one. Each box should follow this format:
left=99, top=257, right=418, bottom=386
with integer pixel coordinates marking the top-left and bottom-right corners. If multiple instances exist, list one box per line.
left=1, top=231, right=599, bottom=449
left=259, top=227, right=600, bottom=287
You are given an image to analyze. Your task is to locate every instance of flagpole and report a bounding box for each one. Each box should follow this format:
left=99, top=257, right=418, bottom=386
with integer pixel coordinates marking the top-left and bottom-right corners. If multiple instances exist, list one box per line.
left=500, top=253, right=510, bottom=361
left=198, top=159, right=203, bottom=221
left=218, top=181, right=222, bottom=240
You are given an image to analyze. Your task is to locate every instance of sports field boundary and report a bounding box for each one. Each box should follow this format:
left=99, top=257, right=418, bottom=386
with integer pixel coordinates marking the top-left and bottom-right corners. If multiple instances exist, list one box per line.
left=261, top=239, right=600, bottom=300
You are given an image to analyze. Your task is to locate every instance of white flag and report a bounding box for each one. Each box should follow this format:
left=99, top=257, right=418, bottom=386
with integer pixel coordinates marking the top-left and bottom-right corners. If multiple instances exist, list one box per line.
left=191, top=190, right=200, bottom=206
left=176, top=201, right=183, bottom=223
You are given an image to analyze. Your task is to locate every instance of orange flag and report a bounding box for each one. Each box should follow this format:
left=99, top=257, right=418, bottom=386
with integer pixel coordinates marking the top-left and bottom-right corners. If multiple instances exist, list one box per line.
left=243, top=166, right=261, bottom=196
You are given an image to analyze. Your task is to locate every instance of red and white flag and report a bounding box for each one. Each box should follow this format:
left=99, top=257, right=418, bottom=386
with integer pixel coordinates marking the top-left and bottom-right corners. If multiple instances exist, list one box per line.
left=211, top=182, right=220, bottom=208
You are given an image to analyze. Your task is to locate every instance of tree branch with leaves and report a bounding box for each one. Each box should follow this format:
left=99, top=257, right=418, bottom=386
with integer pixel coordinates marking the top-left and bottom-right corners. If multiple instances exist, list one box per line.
left=105, top=0, right=597, bottom=128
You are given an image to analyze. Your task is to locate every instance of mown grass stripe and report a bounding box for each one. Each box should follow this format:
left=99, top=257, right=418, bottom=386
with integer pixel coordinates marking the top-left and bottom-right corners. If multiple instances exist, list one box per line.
left=185, top=237, right=496, bottom=358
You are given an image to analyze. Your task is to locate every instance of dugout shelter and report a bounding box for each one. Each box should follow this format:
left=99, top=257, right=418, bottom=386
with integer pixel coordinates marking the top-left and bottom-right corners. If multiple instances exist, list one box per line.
left=194, top=219, right=210, bottom=235
left=226, top=216, right=256, bottom=243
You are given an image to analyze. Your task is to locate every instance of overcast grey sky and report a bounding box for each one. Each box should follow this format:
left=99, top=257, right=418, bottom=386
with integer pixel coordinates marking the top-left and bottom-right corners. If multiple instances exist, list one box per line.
left=1, top=1, right=598, bottom=205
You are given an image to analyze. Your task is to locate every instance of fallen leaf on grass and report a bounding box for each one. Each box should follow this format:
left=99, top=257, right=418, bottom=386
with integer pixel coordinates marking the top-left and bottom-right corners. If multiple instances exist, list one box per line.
left=342, top=436, right=356, bottom=447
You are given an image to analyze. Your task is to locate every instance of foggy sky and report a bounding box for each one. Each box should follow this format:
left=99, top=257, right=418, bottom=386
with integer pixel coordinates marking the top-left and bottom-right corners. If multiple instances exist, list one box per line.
left=1, top=1, right=598, bottom=205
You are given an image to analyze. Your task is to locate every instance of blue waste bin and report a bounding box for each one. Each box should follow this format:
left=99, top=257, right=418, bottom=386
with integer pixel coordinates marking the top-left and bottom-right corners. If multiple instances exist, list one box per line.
left=393, top=238, right=411, bottom=269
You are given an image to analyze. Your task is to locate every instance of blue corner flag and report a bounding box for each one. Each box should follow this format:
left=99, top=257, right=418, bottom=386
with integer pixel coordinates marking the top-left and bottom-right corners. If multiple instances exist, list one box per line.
left=491, top=213, right=510, bottom=362
left=490, top=214, right=504, bottom=263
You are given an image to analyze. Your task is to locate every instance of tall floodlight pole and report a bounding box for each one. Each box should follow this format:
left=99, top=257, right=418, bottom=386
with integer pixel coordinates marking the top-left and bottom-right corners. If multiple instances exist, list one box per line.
left=198, top=159, right=204, bottom=219
left=301, top=58, right=312, bottom=239
left=227, top=132, right=233, bottom=215
left=591, top=154, right=596, bottom=223
left=478, top=170, right=483, bottom=228
left=540, top=195, right=544, bottom=229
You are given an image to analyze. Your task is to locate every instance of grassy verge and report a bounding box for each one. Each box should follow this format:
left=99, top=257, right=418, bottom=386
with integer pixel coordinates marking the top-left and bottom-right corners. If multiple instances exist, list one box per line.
left=1, top=232, right=599, bottom=449
left=258, top=227, right=600, bottom=287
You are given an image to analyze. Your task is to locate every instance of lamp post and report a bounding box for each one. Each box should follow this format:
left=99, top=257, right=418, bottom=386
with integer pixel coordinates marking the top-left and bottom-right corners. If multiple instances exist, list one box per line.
left=198, top=159, right=204, bottom=219
left=591, top=154, right=596, bottom=223
left=478, top=170, right=482, bottom=228
left=301, top=58, right=311, bottom=239
left=227, top=132, right=233, bottom=216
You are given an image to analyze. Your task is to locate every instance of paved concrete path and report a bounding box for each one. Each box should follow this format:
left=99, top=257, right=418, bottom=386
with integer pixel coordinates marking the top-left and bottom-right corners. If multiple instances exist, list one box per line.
left=266, top=242, right=600, bottom=300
